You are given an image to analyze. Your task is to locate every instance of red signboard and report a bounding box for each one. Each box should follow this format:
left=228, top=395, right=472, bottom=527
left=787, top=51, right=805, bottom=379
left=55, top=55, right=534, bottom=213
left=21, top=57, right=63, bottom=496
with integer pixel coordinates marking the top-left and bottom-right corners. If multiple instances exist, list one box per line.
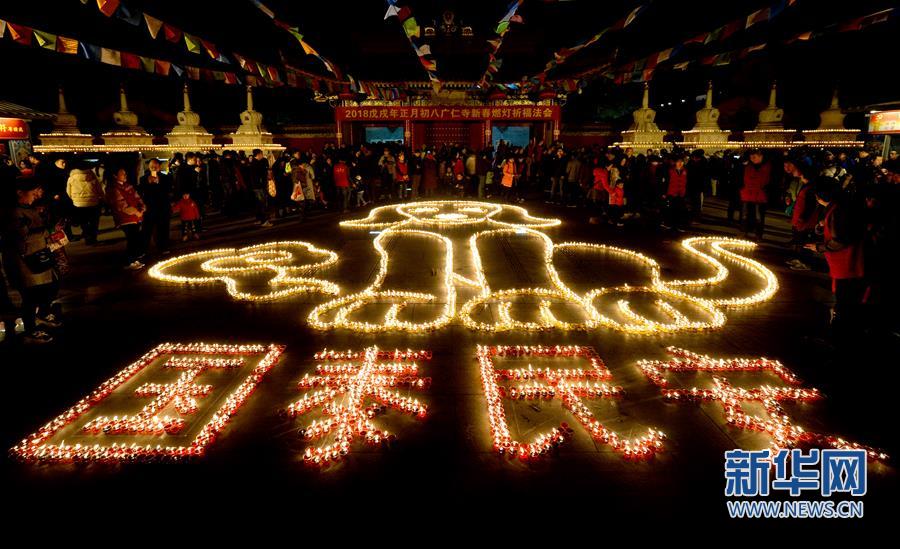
left=0, top=118, right=30, bottom=139
left=868, top=110, right=900, bottom=134
left=336, top=105, right=560, bottom=122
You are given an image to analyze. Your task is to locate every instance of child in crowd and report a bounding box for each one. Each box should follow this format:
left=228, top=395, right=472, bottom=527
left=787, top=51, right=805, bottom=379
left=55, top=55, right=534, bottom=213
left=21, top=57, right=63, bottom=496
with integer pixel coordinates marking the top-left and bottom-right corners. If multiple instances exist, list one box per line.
left=172, top=192, right=201, bottom=241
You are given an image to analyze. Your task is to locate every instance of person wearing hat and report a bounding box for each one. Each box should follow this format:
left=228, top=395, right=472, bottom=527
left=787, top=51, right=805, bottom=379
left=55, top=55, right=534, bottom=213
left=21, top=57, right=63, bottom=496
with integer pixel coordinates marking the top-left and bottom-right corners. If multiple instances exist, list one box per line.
left=804, top=177, right=866, bottom=332
left=3, top=177, right=62, bottom=344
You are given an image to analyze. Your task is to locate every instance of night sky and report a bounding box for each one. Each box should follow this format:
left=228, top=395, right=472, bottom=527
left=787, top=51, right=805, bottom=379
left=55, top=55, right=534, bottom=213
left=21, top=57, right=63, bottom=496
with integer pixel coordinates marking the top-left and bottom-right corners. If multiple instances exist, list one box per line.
left=1, top=0, right=897, bottom=132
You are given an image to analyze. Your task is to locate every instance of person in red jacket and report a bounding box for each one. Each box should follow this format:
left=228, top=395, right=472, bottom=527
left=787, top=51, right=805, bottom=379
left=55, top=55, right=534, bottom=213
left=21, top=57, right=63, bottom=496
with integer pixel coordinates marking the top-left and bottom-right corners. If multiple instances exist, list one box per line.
left=661, top=156, right=688, bottom=231
left=804, top=178, right=865, bottom=332
left=395, top=152, right=410, bottom=201
left=588, top=159, right=609, bottom=224
left=333, top=157, right=351, bottom=213
left=606, top=180, right=626, bottom=227
left=172, top=192, right=201, bottom=241
left=107, top=168, right=146, bottom=270
left=740, top=150, right=771, bottom=239
left=784, top=165, right=820, bottom=271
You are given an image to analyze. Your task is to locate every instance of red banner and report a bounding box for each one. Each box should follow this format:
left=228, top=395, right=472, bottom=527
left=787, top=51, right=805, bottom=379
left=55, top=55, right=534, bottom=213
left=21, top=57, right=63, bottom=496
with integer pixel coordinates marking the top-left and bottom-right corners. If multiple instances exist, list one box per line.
left=336, top=105, right=560, bottom=122
left=869, top=110, right=900, bottom=134
left=0, top=118, right=30, bottom=139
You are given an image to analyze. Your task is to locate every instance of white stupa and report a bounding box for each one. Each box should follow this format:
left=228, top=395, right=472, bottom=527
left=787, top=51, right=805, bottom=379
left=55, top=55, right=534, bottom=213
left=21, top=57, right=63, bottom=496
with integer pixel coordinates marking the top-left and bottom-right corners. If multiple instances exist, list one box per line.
left=802, top=90, right=862, bottom=148
left=228, top=85, right=280, bottom=152
left=744, top=82, right=795, bottom=145
left=616, top=83, right=666, bottom=149
left=165, top=83, right=214, bottom=149
left=101, top=86, right=154, bottom=147
left=38, top=87, right=94, bottom=148
left=678, top=82, right=731, bottom=152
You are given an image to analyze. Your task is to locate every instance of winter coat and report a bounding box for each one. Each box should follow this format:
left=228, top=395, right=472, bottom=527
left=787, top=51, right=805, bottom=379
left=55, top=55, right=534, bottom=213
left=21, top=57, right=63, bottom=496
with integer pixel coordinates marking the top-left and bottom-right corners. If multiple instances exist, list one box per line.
left=137, top=172, right=173, bottom=214
left=333, top=162, right=351, bottom=188
left=741, top=162, right=771, bottom=204
left=422, top=156, right=439, bottom=190
left=108, top=182, right=144, bottom=226
left=790, top=184, right=818, bottom=232
left=66, top=169, right=105, bottom=207
left=565, top=158, right=582, bottom=183
left=172, top=197, right=201, bottom=221
left=817, top=202, right=864, bottom=282
left=8, top=204, right=56, bottom=288
left=501, top=160, right=517, bottom=188
left=666, top=167, right=688, bottom=198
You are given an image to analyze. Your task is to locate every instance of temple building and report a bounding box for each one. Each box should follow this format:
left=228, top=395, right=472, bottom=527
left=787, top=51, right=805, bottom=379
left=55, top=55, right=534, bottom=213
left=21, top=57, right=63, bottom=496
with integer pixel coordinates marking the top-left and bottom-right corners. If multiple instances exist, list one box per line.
left=334, top=81, right=560, bottom=150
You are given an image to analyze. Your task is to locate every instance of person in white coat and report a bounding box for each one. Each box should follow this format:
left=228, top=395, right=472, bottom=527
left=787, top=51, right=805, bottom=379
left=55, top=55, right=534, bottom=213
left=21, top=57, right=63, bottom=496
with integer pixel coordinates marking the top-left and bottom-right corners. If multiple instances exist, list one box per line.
left=66, top=161, right=105, bottom=245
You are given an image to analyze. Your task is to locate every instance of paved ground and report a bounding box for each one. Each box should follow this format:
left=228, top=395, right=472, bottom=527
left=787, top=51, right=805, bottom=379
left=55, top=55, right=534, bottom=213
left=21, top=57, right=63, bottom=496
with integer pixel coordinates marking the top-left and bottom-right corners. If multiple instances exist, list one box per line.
left=2, top=196, right=896, bottom=536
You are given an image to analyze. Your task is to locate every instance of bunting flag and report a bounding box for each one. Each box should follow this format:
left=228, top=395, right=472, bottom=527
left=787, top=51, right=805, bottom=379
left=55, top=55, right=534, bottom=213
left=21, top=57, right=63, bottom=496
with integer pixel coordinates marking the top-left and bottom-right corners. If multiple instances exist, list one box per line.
left=477, top=0, right=524, bottom=87
left=246, top=0, right=349, bottom=82
left=99, top=47, right=121, bottom=66
left=143, top=13, right=163, bottom=39
left=746, top=7, right=771, bottom=29
left=163, top=23, right=182, bottom=43
left=120, top=51, right=140, bottom=69
left=6, top=22, right=33, bottom=45
left=2, top=17, right=244, bottom=88
left=591, top=4, right=895, bottom=85
left=201, top=39, right=218, bottom=59
left=114, top=4, right=142, bottom=26
left=78, top=41, right=101, bottom=61
left=80, top=0, right=350, bottom=91
left=183, top=33, right=202, bottom=54
left=57, top=36, right=79, bottom=54
left=385, top=1, right=439, bottom=83
left=516, top=4, right=646, bottom=92
left=33, top=30, right=57, bottom=50
left=569, top=0, right=803, bottom=86
left=96, top=0, right=120, bottom=17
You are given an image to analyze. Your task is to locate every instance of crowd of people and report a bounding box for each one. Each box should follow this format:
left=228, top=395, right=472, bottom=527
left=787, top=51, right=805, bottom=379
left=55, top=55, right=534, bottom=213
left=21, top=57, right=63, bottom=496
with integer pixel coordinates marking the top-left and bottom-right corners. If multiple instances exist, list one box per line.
left=1, top=139, right=898, bottom=344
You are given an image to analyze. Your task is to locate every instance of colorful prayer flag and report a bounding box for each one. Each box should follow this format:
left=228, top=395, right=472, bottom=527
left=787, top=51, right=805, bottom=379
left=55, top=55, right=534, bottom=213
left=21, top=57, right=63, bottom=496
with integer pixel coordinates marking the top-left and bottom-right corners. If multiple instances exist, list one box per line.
left=96, top=0, right=120, bottom=17
left=33, top=30, right=56, bottom=50
left=144, top=14, right=163, bottom=39
left=184, top=33, right=202, bottom=54
left=7, top=22, right=33, bottom=45
left=56, top=36, right=79, bottom=55
left=100, top=47, right=122, bottom=66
